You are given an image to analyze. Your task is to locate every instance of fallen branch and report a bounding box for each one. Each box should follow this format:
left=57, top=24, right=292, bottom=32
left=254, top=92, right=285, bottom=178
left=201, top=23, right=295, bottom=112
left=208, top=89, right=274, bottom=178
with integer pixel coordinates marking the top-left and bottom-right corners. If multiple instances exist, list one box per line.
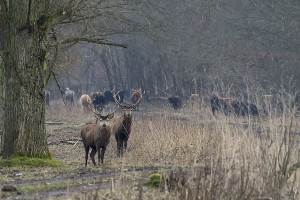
left=49, top=37, right=127, bottom=48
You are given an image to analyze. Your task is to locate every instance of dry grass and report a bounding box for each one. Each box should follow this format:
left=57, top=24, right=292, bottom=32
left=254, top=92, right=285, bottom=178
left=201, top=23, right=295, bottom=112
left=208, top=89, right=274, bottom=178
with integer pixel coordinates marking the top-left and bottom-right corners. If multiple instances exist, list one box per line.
left=43, top=97, right=300, bottom=200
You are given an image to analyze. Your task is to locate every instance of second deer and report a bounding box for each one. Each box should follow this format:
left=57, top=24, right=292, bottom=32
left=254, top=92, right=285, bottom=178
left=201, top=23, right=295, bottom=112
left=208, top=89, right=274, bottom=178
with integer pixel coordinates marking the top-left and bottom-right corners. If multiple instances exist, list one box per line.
left=112, top=90, right=144, bottom=157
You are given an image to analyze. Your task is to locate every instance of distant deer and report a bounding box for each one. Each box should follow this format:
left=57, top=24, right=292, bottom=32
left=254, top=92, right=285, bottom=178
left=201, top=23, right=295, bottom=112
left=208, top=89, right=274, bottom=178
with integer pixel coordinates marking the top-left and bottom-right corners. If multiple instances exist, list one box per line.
left=65, top=88, right=75, bottom=107
left=168, top=95, right=183, bottom=110
left=80, top=103, right=119, bottom=167
left=131, top=89, right=142, bottom=111
left=79, top=94, right=92, bottom=114
left=112, top=90, right=144, bottom=157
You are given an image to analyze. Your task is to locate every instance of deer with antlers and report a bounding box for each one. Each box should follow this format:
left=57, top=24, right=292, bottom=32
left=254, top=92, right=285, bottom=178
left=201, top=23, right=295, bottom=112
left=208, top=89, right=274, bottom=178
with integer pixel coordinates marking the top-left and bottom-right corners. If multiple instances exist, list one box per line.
left=112, top=90, right=144, bottom=157
left=80, top=103, right=119, bottom=167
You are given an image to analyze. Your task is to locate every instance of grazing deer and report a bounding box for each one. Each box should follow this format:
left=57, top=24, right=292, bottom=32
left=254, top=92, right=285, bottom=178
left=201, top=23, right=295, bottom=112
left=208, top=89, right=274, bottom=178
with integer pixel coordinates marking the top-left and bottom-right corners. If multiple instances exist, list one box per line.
left=90, top=92, right=106, bottom=112
left=80, top=103, right=119, bottom=167
left=190, top=93, right=200, bottom=102
left=211, top=95, right=258, bottom=116
left=168, top=95, right=183, bottom=110
left=112, top=90, right=144, bottom=157
left=131, top=89, right=142, bottom=111
left=79, top=94, right=92, bottom=114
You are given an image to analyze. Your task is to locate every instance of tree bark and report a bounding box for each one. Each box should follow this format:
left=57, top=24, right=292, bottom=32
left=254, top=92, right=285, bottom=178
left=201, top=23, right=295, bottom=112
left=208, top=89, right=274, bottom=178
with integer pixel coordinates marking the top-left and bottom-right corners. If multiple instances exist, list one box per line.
left=0, top=0, right=49, bottom=158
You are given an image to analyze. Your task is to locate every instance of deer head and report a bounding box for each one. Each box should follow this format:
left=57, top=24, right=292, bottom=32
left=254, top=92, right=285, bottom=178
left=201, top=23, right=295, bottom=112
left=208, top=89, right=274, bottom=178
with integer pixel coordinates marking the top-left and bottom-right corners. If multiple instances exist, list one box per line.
left=86, top=102, right=119, bottom=125
left=113, top=90, right=144, bottom=117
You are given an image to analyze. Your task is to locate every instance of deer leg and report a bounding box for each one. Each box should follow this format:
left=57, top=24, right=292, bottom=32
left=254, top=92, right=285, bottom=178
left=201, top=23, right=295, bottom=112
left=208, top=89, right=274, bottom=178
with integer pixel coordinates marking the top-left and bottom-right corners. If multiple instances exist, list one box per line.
left=101, top=147, right=106, bottom=164
left=223, top=104, right=228, bottom=115
left=90, top=148, right=97, bottom=166
left=116, top=137, right=122, bottom=157
left=124, top=139, right=128, bottom=153
left=84, top=147, right=89, bottom=167
left=96, top=145, right=101, bottom=166
left=121, top=139, right=125, bottom=157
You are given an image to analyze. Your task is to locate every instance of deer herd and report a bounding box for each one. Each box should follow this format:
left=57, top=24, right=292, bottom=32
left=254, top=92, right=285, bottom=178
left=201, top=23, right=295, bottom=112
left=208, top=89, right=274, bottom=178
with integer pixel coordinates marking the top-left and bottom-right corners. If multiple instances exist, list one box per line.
left=79, top=89, right=144, bottom=167
left=51, top=88, right=274, bottom=167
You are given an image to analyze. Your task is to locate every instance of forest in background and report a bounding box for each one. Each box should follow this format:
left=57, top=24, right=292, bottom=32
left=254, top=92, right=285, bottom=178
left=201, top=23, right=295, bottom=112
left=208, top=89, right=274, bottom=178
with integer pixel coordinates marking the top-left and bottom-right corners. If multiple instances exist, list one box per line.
left=0, top=1, right=299, bottom=199
left=0, top=0, right=299, bottom=106
left=43, top=0, right=299, bottom=104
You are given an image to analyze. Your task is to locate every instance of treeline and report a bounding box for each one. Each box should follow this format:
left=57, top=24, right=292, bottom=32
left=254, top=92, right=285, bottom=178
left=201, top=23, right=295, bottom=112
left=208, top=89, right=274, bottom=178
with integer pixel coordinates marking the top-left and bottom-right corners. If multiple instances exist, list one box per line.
left=47, top=0, right=300, bottom=103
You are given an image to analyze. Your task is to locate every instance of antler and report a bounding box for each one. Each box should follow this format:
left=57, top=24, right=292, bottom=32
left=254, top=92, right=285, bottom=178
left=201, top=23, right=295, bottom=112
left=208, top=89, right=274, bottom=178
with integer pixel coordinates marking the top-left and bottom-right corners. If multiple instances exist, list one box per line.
left=86, top=102, right=102, bottom=115
left=131, top=90, right=145, bottom=109
left=113, top=90, right=144, bottom=110
left=86, top=102, right=119, bottom=121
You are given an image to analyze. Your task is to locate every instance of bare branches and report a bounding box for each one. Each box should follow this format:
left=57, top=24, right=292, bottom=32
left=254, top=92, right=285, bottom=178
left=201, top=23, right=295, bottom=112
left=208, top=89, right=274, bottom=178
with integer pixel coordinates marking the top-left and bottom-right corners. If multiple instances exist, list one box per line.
left=49, top=37, right=127, bottom=48
left=51, top=69, right=65, bottom=103
left=50, top=0, right=86, bottom=28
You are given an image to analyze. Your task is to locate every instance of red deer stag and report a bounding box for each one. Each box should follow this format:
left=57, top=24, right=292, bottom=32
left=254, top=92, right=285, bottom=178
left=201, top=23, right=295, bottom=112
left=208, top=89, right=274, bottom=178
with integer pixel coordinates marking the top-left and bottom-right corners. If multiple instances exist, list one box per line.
left=80, top=103, right=119, bottom=167
left=112, top=90, right=144, bottom=157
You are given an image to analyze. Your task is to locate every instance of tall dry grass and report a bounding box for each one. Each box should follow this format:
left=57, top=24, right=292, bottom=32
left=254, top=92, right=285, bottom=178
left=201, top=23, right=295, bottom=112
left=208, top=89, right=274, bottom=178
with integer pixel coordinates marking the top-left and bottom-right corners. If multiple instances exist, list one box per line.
left=46, top=95, right=299, bottom=199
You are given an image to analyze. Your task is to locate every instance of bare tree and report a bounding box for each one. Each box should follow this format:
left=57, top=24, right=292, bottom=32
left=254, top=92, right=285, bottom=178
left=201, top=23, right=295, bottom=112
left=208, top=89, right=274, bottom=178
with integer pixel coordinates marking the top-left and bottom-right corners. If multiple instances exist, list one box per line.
left=0, top=0, right=155, bottom=158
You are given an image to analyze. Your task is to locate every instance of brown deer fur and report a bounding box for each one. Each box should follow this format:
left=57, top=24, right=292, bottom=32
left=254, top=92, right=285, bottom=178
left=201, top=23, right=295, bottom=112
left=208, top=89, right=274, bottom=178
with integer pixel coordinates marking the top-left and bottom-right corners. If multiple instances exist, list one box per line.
left=112, top=90, right=143, bottom=157
left=131, top=89, right=141, bottom=104
left=112, top=112, right=133, bottom=157
left=81, top=124, right=111, bottom=167
left=79, top=94, right=92, bottom=113
left=218, top=98, right=237, bottom=114
left=190, top=94, right=200, bottom=102
left=131, top=89, right=142, bottom=110
left=80, top=103, right=119, bottom=167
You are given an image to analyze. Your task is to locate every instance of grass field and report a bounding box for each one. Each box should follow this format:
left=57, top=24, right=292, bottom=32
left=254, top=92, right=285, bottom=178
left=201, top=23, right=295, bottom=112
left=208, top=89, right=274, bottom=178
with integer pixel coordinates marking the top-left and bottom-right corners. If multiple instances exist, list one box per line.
left=0, top=97, right=299, bottom=199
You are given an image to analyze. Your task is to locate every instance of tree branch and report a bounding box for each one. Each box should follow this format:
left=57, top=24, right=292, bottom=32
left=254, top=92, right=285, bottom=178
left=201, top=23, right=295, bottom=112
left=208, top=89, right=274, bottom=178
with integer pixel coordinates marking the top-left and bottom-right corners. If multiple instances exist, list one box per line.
left=51, top=69, right=65, bottom=103
left=49, top=37, right=127, bottom=48
left=50, top=0, right=86, bottom=28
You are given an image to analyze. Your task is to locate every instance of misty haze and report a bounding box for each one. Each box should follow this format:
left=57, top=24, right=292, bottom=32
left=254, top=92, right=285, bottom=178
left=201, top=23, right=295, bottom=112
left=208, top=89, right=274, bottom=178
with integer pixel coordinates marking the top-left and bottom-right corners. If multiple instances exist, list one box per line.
left=0, top=1, right=299, bottom=199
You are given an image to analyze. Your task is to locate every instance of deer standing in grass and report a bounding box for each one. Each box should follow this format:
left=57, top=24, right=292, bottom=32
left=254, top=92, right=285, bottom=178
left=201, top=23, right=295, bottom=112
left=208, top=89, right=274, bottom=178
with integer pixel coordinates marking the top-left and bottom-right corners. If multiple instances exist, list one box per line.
left=79, top=94, right=92, bottom=114
left=112, top=90, right=144, bottom=157
left=80, top=103, right=119, bottom=167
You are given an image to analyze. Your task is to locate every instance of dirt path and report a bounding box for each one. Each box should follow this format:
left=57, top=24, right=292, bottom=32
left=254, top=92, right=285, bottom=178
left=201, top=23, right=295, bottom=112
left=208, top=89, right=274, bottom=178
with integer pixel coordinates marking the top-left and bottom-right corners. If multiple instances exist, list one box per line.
left=1, top=167, right=160, bottom=200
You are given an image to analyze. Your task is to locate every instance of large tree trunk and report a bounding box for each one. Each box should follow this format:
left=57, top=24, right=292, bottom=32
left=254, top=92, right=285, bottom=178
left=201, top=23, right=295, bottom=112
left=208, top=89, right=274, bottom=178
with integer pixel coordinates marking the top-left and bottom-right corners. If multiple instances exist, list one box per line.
left=0, top=1, right=49, bottom=158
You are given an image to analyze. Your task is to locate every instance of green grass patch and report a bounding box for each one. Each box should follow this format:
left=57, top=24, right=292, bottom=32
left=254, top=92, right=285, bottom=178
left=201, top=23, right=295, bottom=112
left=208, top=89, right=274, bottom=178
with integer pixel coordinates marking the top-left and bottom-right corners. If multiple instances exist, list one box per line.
left=144, top=174, right=163, bottom=188
left=0, top=154, right=67, bottom=168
